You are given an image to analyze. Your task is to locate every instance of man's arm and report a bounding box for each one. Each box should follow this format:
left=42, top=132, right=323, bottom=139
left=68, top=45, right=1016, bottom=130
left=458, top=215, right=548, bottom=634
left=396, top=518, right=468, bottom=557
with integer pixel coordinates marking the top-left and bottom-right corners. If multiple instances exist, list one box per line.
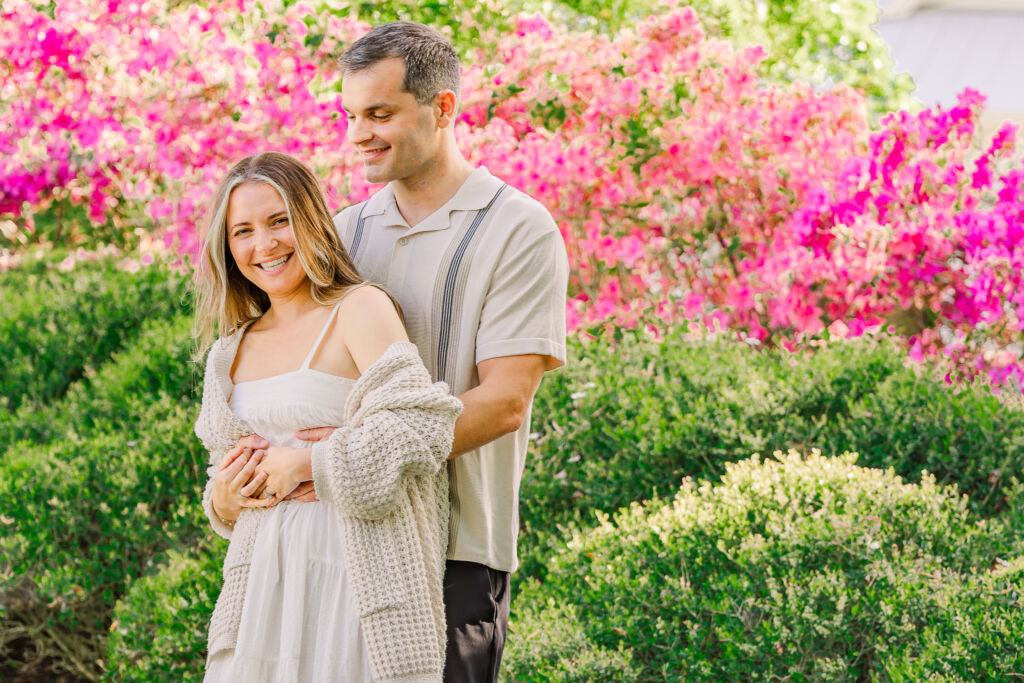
left=450, top=354, right=548, bottom=458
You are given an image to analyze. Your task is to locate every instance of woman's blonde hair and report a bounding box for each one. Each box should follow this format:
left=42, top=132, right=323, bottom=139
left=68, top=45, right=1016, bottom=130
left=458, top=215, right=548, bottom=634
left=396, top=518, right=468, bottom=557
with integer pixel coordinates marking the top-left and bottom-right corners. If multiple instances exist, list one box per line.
left=193, top=152, right=364, bottom=352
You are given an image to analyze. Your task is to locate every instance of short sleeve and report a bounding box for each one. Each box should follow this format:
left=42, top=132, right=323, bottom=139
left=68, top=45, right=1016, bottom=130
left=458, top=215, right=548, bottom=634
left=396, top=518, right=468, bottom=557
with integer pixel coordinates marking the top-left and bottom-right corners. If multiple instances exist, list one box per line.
left=475, top=223, right=569, bottom=371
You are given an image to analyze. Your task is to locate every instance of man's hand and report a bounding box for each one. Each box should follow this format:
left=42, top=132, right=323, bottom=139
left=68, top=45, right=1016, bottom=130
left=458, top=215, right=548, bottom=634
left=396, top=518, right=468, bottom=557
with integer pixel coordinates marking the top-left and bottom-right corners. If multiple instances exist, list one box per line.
left=284, top=480, right=318, bottom=502
left=294, top=427, right=336, bottom=442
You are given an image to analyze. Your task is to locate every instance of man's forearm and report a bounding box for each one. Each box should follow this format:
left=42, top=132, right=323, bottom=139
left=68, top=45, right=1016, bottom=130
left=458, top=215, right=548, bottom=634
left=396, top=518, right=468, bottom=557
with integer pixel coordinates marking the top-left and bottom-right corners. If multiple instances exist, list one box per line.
left=450, top=383, right=527, bottom=458
left=450, top=354, right=549, bottom=457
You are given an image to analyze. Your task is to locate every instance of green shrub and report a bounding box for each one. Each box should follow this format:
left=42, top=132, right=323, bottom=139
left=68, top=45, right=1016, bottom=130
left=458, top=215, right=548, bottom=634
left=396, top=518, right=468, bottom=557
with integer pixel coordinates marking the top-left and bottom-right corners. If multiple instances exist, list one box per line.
left=506, top=451, right=1023, bottom=681
left=521, top=330, right=1024, bottom=578
left=1, top=260, right=1014, bottom=679
left=0, top=401, right=207, bottom=681
left=883, top=556, right=1024, bottom=682
left=0, top=313, right=205, bottom=681
left=0, top=312, right=197, bottom=447
left=105, top=543, right=225, bottom=683
left=0, top=260, right=187, bottom=412
left=500, top=600, right=638, bottom=682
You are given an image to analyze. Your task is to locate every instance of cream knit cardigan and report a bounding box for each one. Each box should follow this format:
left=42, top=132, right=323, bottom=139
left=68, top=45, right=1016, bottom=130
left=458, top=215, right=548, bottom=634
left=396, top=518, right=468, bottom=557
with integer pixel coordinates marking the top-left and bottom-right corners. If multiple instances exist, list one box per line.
left=194, top=329, right=462, bottom=683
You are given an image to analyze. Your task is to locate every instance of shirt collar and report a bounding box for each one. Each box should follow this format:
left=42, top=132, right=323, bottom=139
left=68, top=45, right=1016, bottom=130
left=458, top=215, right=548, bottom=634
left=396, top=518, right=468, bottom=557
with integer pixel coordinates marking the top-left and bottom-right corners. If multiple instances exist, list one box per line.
left=360, top=166, right=503, bottom=234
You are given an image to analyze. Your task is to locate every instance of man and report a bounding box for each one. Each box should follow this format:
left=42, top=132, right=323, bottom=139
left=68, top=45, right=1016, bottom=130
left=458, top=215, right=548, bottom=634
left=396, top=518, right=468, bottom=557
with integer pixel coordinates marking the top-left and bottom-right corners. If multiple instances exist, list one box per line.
left=328, top=21, right=566, bottom=681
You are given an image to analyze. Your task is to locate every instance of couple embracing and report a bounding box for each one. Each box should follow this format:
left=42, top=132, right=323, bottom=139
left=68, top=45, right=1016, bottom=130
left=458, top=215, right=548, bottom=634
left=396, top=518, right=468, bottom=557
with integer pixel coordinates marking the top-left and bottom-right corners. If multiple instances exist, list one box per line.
left=192, top=21, right=568, bottom=683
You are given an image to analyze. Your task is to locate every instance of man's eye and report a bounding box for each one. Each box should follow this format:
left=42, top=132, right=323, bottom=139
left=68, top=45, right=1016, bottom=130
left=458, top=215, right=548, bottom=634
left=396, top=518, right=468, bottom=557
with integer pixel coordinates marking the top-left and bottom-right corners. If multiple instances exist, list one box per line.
left=373, top=114, right=391, bottom=121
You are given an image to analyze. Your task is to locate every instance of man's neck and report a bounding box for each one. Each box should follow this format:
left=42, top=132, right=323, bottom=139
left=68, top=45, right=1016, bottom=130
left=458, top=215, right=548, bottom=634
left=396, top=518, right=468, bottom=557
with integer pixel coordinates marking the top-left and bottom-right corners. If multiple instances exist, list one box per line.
left=392, top=153, right=475, bottom=228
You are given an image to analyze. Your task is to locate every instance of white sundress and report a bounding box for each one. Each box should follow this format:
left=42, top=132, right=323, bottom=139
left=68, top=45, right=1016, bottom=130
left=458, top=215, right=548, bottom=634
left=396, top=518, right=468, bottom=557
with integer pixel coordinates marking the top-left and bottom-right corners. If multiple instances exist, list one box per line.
left=204, top=302, right=374, bottom=682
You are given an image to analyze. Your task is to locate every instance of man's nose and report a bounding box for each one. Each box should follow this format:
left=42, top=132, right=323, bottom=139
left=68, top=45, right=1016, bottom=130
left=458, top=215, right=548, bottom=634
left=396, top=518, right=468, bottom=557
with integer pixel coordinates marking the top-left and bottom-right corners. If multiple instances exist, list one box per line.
left=347, top=116, right=371, bottom=144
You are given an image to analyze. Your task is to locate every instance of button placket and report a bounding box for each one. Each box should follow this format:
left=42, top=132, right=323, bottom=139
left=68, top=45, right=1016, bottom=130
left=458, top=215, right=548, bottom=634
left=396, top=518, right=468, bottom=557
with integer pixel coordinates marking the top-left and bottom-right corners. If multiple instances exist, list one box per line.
left=389, top=234, right=411, bottom=292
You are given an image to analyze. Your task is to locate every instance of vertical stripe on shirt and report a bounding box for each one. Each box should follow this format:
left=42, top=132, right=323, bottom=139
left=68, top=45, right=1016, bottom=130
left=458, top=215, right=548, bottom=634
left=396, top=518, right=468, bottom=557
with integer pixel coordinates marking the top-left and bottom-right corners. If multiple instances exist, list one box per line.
left=430, top=183, right=507, bottom=551
left=349, top=202, right=369, bottom=260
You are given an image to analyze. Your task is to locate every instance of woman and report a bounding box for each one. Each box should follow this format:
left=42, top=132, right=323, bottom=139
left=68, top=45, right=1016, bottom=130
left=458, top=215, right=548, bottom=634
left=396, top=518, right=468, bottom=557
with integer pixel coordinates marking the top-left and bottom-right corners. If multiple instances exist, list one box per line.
left=192, top=151, right=460, bottom=682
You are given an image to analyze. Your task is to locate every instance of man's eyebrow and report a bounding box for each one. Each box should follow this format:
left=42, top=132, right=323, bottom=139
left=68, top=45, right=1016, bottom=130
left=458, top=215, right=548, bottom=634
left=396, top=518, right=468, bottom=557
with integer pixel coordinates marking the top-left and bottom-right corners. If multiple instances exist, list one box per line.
left=342, top=102, right=392, bottom=114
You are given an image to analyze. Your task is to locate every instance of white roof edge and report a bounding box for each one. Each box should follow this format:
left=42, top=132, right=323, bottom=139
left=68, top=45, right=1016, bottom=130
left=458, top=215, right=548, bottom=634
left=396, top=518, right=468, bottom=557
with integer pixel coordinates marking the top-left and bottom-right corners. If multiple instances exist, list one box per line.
left=881, top=0, right=1024, bottom=20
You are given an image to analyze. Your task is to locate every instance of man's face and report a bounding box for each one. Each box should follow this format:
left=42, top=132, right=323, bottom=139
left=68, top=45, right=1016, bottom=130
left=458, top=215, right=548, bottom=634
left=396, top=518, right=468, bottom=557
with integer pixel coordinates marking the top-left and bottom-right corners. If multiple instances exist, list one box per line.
left=342, top=57, right=440, bottom=186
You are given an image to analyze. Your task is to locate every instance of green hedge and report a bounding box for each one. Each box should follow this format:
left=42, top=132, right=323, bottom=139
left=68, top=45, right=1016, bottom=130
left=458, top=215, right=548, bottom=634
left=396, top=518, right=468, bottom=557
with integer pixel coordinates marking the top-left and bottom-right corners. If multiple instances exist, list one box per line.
left=520, top=331, right=1024, bottom=577
left=0, top=310, right=206, bottom=681
left=504, top=451, right=1024, bottom=682
left=0, top=259, right=187, bottom=413
left=105, top=543, right=225, bottom=683
left=0, top=309, right=197, bottom=447
left=3, top=260, right=1019, bottom=680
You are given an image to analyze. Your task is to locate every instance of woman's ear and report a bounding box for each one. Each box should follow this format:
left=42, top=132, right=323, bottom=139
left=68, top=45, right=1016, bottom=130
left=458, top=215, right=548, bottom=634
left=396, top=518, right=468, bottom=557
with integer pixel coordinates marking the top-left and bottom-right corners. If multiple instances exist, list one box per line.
left=434, top=89, right=458, bottom=129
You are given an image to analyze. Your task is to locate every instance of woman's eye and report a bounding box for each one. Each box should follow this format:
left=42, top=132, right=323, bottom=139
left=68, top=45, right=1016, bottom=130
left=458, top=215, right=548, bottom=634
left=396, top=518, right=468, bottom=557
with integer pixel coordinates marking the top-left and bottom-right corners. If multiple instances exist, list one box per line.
left=274, top=217, right=289, bottom=226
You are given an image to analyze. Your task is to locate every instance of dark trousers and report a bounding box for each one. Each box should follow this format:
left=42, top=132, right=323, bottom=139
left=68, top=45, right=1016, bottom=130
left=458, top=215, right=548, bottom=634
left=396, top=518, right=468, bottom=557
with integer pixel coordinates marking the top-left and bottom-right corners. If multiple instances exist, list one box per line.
left=442, top=559, right=511, bottom=683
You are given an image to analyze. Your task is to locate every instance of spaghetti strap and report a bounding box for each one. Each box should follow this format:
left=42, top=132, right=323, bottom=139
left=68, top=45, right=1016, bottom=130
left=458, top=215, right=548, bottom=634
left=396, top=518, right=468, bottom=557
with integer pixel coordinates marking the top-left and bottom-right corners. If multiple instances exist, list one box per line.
left=299, top=282, right=374, bottom=370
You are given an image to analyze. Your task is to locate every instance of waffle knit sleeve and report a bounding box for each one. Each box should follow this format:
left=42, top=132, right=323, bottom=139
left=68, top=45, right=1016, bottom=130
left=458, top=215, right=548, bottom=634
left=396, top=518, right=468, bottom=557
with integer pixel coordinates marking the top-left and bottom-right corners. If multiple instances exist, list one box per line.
left=194, top=338, right=247, bottom=539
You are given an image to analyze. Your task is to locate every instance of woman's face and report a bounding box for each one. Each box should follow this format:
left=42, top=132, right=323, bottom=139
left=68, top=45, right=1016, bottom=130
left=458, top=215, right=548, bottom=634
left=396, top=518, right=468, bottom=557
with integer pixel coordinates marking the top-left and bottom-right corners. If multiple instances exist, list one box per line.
left=225, top=181, right=306, bottom=298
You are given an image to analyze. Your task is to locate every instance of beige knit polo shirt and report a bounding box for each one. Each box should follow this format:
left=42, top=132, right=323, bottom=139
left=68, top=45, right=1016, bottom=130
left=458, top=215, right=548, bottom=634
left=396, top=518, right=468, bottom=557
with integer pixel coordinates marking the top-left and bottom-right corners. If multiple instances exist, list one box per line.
left=334, top=166, right=568, bottom=573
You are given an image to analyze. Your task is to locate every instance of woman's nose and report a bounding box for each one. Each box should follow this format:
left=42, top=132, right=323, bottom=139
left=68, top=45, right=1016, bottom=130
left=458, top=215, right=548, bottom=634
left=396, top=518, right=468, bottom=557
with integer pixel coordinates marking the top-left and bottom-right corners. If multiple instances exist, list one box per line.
left=255, top=228, right=277, bottom=252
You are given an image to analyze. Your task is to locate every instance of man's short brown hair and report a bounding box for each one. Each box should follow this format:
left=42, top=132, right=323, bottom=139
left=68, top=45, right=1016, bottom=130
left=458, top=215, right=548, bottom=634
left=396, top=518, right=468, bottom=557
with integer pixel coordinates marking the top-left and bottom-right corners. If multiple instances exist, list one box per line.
left=340, top=21, right=460, bottom=106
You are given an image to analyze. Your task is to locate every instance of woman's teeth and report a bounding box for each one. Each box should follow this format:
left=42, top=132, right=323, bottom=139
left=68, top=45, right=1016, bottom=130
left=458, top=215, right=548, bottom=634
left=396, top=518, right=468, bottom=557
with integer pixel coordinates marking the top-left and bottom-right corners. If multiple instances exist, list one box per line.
left=259, top=255, right=289, bottom=270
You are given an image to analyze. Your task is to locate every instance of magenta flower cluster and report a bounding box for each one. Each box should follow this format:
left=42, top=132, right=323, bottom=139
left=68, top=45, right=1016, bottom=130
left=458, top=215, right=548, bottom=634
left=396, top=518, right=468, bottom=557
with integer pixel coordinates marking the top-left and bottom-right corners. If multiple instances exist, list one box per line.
left=2, top=0, right=1022, bottom=390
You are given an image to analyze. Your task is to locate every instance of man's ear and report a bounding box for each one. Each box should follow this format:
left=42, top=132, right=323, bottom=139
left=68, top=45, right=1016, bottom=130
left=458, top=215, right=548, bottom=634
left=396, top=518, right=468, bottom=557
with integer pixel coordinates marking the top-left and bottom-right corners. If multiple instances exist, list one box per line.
left=434, top=89, right=458, bottom=129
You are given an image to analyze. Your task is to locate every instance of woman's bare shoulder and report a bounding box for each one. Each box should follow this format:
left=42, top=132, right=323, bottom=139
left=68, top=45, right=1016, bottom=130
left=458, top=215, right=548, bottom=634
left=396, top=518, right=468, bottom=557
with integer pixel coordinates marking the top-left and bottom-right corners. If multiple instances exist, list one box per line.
left=338, top=284, right=409, bottom=372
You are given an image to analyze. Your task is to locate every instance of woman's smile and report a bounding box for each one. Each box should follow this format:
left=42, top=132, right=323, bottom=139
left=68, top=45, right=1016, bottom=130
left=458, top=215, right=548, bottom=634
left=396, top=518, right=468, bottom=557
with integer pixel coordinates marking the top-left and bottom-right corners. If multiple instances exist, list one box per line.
left=256, top=253, right=292, bottom=273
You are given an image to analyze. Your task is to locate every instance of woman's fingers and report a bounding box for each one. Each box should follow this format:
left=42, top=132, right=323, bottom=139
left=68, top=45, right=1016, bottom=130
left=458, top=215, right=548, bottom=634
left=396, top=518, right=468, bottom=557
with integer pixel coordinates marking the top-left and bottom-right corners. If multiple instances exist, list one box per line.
left=219, top=446, right=249, bottom=471
left=237, top=434, right=270, bottom=452
left=219, top=435, right=270, bottom=471
left=229, top=450, right=264, bottom=492
left=251, top=480, right=269, bottom=499
left=238, top=470, right=268, bottom=498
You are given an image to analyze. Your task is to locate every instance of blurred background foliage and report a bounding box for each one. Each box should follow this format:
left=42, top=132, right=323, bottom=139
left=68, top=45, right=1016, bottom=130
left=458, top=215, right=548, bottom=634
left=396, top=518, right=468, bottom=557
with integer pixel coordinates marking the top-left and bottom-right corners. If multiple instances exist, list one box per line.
left=283, top=0, right=914, bottom=115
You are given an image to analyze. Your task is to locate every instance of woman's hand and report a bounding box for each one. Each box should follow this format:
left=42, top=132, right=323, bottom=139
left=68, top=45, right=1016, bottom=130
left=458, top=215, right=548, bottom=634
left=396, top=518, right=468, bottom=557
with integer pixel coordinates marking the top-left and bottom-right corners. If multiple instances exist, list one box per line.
left=251, top=446, right=312, bottom=503
left=211, top=446, right=278, bottom=523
